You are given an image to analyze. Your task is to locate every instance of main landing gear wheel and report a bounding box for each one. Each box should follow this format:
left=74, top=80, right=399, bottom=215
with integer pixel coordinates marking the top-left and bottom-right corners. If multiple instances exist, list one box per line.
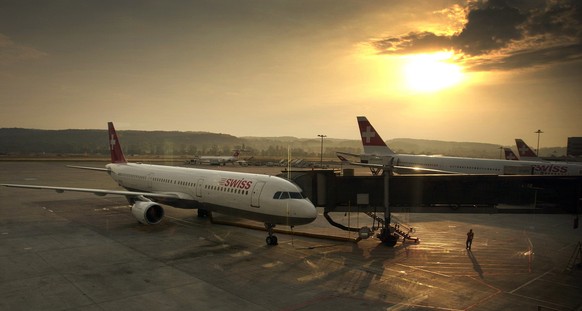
left=266, top=236, right=278, bottom=246
left=265, top=223, right=278, bottom=246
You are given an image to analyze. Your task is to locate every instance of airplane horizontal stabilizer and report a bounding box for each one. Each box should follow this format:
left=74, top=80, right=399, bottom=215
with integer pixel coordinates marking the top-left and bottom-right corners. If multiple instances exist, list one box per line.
left=66, top=165, right=109, bottom=172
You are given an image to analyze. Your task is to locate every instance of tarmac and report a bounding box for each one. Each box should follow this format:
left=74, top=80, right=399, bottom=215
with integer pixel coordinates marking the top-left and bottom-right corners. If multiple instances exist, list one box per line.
left=1, top=161, right=582, bottom=310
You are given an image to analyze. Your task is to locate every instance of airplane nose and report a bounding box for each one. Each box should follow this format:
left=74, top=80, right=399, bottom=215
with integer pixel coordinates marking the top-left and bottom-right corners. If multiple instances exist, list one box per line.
left=283, top=196, right=317, bottom=225
left=301, top=201, right=317, bottom=223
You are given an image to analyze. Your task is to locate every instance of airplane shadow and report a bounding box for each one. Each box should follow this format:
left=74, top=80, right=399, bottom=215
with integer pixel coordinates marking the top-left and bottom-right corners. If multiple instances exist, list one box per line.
left=467, top=250, right=484, bottom=279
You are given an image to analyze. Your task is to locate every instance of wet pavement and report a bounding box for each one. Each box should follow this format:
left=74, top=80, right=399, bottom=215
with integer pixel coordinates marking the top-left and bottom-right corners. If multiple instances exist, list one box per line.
left=1, top=161, right=581, bottom=310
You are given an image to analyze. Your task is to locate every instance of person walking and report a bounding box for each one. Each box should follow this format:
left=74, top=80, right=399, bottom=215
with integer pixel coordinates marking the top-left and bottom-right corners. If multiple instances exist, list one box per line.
left=466, top=229, right=474, bottom=250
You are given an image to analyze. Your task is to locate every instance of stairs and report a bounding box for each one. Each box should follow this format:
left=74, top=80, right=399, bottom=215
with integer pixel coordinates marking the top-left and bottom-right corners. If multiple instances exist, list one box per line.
left=363, top=211, right=419, bottom=243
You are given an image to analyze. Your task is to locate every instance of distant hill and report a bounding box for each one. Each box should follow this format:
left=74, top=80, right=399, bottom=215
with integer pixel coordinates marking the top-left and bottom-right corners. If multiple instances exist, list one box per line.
left=0, top=128, right=566, bottom=159
left=0, top=128, right=241, bottom=156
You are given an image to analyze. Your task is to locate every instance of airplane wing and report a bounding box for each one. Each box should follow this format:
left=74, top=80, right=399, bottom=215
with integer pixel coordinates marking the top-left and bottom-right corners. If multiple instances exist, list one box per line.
left=342, top=161, right=462, bottom=174
left=337, top=150, right=461, bottom=174
left=336, top=152, right=363, bottom=164
left=0, top=184, right=184, bottom=199
left=392, top=165, right=463, bottom=174
left=336, top=154, right=352, bottom=162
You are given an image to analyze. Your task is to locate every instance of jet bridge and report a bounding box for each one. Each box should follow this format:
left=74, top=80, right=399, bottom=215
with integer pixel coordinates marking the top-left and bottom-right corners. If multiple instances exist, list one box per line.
left=283, top=169, right=582, bottom=246
left=286, top=170, right=582, bottom=213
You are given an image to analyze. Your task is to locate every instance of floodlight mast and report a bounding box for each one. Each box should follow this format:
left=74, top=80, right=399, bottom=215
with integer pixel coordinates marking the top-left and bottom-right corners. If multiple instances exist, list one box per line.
left=535, top=129, right=543, bottom=156
left=318, top=134, right=326, bottom=168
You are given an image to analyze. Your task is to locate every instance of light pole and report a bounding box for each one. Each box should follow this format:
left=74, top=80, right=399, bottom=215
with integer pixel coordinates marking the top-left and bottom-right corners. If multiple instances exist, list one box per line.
left=534, top=129, right=543, bottom=156
left=318, top=134, right=326, bottom=168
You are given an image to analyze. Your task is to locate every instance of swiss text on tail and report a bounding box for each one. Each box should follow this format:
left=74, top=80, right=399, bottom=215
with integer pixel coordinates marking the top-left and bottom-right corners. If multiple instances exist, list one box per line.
left=108, top=122, right=127, bottom=163
left=357, top=116, right=395, bottom=156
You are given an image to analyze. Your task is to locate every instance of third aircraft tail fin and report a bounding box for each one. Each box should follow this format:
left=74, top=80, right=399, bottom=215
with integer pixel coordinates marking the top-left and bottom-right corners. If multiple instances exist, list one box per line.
left=504, top=147, right=519, bottom=160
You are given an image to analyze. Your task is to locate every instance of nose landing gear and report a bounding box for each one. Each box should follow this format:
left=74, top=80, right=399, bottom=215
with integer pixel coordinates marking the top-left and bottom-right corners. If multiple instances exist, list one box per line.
left=265, top=223, right=278, bottom=246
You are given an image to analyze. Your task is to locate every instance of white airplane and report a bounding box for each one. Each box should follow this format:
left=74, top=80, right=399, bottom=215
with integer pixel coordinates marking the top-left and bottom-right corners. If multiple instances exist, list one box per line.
left=191, top=150, right=242, bottom=166
left=2, top=122, right=317, bottom=246
left=337, top=116, right=582, bottom=176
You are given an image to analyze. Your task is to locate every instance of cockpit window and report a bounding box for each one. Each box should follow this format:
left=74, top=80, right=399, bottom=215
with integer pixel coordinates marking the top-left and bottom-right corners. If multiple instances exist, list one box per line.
left=273, top=191, right=304, bottom=200
left=289, top=192, right=303, bottom=199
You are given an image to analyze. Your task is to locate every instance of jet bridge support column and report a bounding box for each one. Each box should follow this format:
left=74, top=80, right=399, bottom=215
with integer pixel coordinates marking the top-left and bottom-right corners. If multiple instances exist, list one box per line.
left=378, top=165, right=399, bottom=247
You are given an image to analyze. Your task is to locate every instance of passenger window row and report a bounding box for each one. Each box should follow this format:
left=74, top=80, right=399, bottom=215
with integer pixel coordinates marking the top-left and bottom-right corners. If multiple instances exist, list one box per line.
left=152, top=177, right=196, bottom=187
left=205, top=185, right=249, bottom=195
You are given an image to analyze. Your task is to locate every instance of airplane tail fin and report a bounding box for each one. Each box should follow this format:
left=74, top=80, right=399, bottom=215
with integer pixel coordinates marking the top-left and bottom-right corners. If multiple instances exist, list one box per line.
left=515, top=139, right=541, bottom=161
left=504, top=148, right=519, bottom=160
left=108, top=122, right=127, bottom=163
left=357, top=116, right=395, bottom=155
left=233, top=150, right=240, bottom=158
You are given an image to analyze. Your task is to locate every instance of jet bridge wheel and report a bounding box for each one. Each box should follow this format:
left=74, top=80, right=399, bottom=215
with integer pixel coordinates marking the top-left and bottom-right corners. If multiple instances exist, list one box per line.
left=265, top=223, right=278, bottom=246
left=378, top=228, right=399, bottom=247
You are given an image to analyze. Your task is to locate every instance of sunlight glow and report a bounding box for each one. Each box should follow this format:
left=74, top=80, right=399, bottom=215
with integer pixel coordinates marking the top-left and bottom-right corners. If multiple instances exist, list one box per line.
left=402, top=52, right=464, bottom=92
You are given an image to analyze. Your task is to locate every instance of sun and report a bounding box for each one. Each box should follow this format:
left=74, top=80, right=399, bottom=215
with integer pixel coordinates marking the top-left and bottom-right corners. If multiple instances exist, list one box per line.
left=402, top=51, right=464, bottom=92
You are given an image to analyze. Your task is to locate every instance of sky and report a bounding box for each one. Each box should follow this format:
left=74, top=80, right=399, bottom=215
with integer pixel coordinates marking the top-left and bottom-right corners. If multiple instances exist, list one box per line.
left=0, top=0, right=581, bottom=147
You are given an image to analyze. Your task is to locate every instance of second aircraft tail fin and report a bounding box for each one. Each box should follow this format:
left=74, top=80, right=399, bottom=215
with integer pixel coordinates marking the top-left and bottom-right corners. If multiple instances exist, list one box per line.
left=357, top=116, right=395, bottom=156
left=515, top=139, right=542, bottom=161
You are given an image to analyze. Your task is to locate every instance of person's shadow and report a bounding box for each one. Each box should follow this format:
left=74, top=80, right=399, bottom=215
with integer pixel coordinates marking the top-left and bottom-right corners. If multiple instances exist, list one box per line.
left=468, top=250, right=484, bottom=279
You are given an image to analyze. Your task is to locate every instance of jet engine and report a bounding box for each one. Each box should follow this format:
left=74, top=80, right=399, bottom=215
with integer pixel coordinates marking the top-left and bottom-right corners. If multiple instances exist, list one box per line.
left=131, top=201, right=164, bottom=225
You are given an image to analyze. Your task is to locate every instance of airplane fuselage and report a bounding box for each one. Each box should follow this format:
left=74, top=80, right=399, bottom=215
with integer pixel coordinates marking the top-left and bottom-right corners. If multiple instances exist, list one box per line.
left=107, top=163, right=317, bottom=225
left=362, top=154, right=582, bottom=175
left=354, top=116, right=582, bottom=176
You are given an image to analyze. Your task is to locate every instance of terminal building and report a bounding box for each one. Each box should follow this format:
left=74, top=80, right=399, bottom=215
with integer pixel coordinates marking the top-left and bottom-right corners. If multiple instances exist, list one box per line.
left=568, top=137, right=582, bottom=157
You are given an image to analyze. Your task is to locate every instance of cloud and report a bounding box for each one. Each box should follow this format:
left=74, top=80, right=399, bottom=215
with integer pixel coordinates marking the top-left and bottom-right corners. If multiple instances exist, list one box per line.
left=373, top=31, right=453, bottom=54
left=0, top=33, right=47, bottom=66
left=371, top=0, right=582, bottom=71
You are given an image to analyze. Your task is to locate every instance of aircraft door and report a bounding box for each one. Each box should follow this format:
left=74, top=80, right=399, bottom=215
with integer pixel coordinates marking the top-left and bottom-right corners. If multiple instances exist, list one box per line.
left=251, top=181, right=266, bottom=207
left=146, top=173, right=154, bottom=191
left=196, top=178, right=204, bottom=198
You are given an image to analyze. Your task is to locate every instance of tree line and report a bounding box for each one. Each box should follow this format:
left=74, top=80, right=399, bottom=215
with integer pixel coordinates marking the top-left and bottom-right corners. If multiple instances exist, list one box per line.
left=0, top=128, right=566, bottom=159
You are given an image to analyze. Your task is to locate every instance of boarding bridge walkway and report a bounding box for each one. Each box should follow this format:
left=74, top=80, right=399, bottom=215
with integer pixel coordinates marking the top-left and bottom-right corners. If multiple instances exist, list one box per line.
left=283, top=169, right=582, bottom=245
left=285, top=169, right=582, bottom=214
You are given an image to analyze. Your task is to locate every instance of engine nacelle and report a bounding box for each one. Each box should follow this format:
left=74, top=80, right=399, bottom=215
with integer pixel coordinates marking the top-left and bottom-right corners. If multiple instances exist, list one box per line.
left=131, top=201, right=164, bottom=225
